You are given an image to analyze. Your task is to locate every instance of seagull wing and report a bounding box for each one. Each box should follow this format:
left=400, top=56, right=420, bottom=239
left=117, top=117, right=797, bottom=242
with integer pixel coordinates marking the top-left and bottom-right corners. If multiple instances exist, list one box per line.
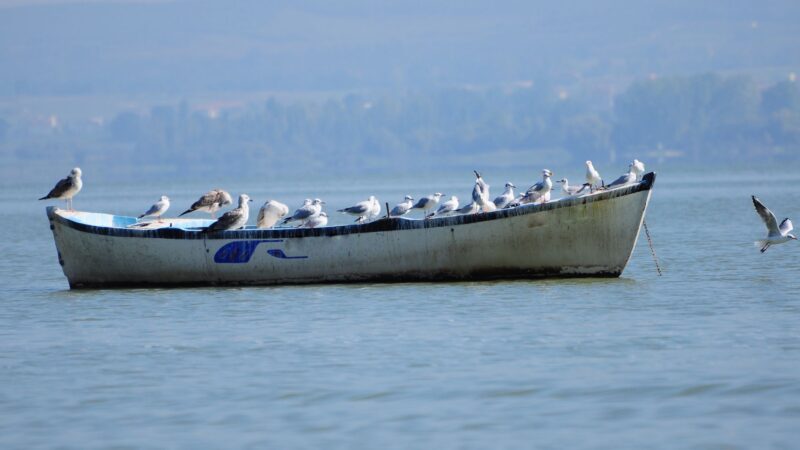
left=752, top=196, right=780, bottom=235
left=779, top=218, right=793, bottom=236
left=257, top=205, right=268, bottom=225
left=606, top=173, right=632, bottom=188
left=140, top=203, right=160, bottom=218
left=339, top=202, right=370, bottom=215
left=412, top=198, right=429, bottom=209
left=209, top=208, right=242, bottom=231
left=40, top=176, right=73, bottom=199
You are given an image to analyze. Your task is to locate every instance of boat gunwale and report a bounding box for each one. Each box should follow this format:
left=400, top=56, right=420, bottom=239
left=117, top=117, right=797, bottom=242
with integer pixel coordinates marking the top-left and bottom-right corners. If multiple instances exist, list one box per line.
left=48, top=172, right=656, bottom=240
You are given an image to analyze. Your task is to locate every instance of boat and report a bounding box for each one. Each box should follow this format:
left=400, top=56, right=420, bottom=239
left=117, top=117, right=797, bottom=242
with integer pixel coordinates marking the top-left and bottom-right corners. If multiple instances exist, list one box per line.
left=46, top=173, right=656, bottom=289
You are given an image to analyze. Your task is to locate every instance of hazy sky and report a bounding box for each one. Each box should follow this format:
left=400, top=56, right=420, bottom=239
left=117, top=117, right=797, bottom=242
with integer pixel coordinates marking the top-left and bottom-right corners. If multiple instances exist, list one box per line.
left=1, top=0, right=798, bottom=97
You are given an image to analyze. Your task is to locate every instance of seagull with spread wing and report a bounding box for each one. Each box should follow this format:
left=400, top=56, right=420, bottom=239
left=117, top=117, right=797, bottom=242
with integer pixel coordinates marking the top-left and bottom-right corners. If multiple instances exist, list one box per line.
left=752, top=196, right=796, bottom=253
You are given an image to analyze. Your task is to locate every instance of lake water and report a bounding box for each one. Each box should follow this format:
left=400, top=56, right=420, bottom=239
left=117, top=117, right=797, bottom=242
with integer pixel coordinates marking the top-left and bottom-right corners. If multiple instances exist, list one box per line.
left=1, top=165, right=799, bottom=449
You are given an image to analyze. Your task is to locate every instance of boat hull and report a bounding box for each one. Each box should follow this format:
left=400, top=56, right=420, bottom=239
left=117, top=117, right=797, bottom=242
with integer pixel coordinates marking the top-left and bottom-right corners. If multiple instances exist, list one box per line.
left=47, top=173, right=655, bottom=288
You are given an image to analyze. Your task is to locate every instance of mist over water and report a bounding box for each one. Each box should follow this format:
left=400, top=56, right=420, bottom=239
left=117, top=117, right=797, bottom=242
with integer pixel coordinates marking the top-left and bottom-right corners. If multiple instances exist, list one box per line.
left=1, top=164, right=799, bottom=448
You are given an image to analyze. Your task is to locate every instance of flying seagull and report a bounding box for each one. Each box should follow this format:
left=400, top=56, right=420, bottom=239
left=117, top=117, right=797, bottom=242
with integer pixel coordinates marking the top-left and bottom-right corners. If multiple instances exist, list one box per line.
left=752, top=196, right=796, bottom=253
left=205, top=194, right=252, bottom=232
left=180, top=189, right=233, bottom=218
left=256, top=200, right=290, bottom=229
left=39, top=167, right=83, bottom=210
left=138, top=195, right=170, bottom=222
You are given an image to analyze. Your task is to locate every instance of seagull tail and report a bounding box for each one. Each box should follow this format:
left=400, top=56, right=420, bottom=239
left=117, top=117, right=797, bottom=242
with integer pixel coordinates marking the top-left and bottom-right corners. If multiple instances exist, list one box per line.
left=137, top=214, right=146, bottom=219
left=178, top=209, right=193, bottom=217
left=38, top=195, right=49, bottom=200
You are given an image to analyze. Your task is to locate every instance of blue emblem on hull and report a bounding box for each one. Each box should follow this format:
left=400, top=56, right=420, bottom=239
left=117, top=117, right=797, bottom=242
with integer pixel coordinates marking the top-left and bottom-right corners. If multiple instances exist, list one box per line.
left=266, top=249, right=308, bottom=260
left=213, top=240, right=308, bottom=263
left=214, top=240, right=282, bottom=263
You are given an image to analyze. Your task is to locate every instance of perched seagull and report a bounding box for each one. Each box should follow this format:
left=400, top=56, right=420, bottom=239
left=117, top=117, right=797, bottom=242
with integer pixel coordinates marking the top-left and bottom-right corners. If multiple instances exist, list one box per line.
left=256, top=200, right=290, bottom=229
left=412, top=193, right=444, bottom=215
left=606, top=164, right=637, bottom=189
left=390, top=195, right=414, bottom=217
left=283, top=198, right=323, bottom=226
left=517, top=169, right=553, bottom=204
left=355, top=197, right=382, bottom=224
left=205, top=194, right=252, bottom=232
left=427, top=196, right=459, bottom=219
left=180, top=189, right=233, bottom=218
left=493, top=182, right=516, bottom=209
left=584, top=161, right=603, bottom=192
left=39, top=167, right=83, bottom=210
left=366, top=196, right=381, bottom=222
left=631, top=159, right=646, bottom=181
left=472, top=170, right=490, bottom=208
left=302, top=212, right=328, bottom=229
left=339, top=196, right=378, bottom=223
left=752, top=196, right=796, bottom=253
left=557, top=178, right=586, bottom=196
left=138, top=195, right=170, bottom=222
left=456, top=201, right=480, bottom=215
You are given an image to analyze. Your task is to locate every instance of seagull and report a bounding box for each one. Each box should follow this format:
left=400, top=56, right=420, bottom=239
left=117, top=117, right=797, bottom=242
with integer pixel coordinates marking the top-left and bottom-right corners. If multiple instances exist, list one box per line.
left=412, top=193, right=444, bottom=215
left=584, top=161, right=603, bottom=192
left=256, top=200, right=290, bottom=229
left=390, top=195, right=414, bottom=217
left=472, top=170, right=490, bottom=208
left=493, top=182, right=516, bottom=209
left=752, top=196, right=796, bottom=253
left=456, top=201, right=480, bottom=215
left=339, top=196, right=378, bottom=223
left=427, top=196, right=459, bottom=219
left=556, top=178, right=586, bottom=196
left=39, top=167, right=83, bottom=210
left=283, top=198, right=323, bottom=226
left=631, top=159, right=646, bottom=181
left=138, top=195, right=170, bottom=222
left=365, top=196, right=381, bottom=222
left=355, top=197, right=381, bottom=224
left=205, top=194, right=252, bottom=232
left=517, top=169, right=553, bottom=204
left=606, top=164, right=637, bottom=189
left=302, top=212, right=328, bottom=228
left=180, top=189, right=233, bottom=218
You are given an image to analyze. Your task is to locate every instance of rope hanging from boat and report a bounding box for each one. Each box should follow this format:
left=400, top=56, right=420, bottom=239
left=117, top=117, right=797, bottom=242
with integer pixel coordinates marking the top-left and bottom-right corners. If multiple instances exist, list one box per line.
left=642, top=219, right=662, bottom=276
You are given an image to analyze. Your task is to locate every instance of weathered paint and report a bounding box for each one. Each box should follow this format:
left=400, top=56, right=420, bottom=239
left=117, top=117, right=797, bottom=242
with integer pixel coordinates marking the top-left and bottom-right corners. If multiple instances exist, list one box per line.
left=47, top=173, right=656, bottom=288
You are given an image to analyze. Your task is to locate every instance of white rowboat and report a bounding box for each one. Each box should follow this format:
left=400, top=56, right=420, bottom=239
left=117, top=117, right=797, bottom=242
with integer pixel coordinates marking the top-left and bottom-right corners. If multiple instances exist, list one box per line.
left=46, top=173, right=656, bottom=289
